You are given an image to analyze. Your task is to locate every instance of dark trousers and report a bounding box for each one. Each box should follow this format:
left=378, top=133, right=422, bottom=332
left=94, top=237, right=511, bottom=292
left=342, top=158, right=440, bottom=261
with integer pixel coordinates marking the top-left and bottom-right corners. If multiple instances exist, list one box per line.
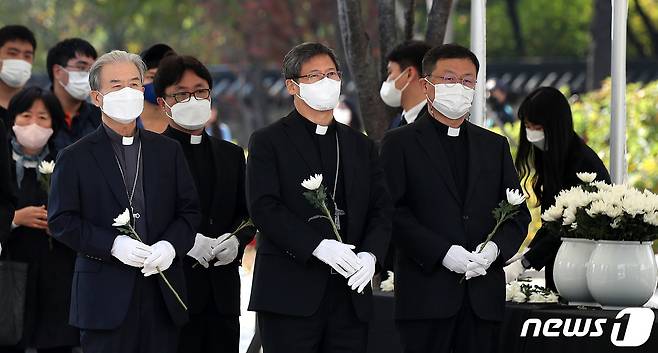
left=258, top=275, right=368, bottom=353
left=79, top=276, right=179, bottom=353
left=177, top=302, right=239, bottom=353
left=0, top=347, right=73, bottom=353
left=396, top=295, right=500, bottom=353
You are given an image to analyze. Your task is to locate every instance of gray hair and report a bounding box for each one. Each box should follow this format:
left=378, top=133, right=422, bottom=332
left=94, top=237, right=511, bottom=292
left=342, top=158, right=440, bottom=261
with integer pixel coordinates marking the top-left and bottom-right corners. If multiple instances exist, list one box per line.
left=282, top=42, right=340, bottom=80
left=89, top=50, right=147, bottom=91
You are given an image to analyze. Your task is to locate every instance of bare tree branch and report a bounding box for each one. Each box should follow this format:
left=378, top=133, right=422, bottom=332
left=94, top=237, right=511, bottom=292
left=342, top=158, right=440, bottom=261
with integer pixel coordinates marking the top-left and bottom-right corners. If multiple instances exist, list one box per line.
left=587, top=0, right=612, bottom=90
left=505, top=0, right=525, bottom=55
left=403, top=0, right=416, bottom=40
left=634, top=0, right=658, bottom=56
left=378, top=0, right=398, bottom=78
left=337, top=0, right=390, bottom=141
left=425, top=0, right=453, bottom=45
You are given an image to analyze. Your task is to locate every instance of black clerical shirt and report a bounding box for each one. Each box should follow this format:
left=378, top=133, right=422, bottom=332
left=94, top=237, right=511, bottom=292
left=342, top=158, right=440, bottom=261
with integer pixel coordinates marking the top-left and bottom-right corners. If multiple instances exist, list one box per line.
left=297, top=114, right=349, bottom=240
left=430, top=118, right=469, bottom=201
left=164, top=126, right=215, bottom=224
left=103, top=124, right=148, bottom=241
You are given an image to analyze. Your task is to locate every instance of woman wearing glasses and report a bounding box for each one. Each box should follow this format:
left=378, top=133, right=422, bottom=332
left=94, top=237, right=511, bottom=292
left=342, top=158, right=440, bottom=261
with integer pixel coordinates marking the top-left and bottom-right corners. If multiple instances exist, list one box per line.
left=0, top=87, right=78, bottom=353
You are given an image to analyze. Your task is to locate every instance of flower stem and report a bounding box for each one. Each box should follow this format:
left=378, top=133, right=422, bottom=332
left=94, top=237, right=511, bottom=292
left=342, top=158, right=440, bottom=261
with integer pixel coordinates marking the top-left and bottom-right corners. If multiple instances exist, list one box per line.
left=460, top=212, right=506, bottom=284
left=321, top=203, right=342, bottom=243
left=158, top=268, right=188, bottom=311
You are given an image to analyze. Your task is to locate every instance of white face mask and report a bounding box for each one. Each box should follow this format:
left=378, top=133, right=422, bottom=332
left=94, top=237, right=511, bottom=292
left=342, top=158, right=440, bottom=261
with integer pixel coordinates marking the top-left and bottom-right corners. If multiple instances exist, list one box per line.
left=12, top=123, right=54, bottom=151
left=165, top=98, right=212, bottom=131
left=60, top=69, right=91, bottom=100
left=379, top=69, right=410, bottom=108
left=526, top=128, right=547, bottom=150
left=425, top=79, right=474, bottom=120
left=294, top=77, right=341, bottom=111
left=0, top=59, right=32, bottom=88
left=99, top=87, right=144, bottom=124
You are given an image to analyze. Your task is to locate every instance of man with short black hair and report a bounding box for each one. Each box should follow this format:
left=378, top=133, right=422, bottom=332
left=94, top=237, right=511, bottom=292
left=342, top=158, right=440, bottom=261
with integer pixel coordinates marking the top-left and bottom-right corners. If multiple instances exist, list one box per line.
left=155, top=54, right=255, bottom=353
left=381, top=43, right=530, bottom=353
left=247, top=42, right=392, bottom=353
left=380, top=40, right=431, bottom=128
left=140, top=43, right=175, bottom=133
left=0, top=25, right=36, bottom=127
left=47, top=38, right=101, bottom=152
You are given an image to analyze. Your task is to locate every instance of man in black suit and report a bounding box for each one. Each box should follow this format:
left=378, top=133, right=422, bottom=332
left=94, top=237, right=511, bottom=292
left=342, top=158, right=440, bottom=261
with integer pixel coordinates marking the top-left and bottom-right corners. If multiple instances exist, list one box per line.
left=156, top=54, right=255, bottom=353
left=381, top=44, right=530, bottom=353
left=246, top=42, right=392, bottom=353
left=48, top=50, right=200, bottom=353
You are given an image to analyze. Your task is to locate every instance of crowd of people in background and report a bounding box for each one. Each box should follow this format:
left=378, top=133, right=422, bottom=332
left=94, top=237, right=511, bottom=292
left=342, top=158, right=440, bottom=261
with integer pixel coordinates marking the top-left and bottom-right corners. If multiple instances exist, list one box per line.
left=0, top=22, right=608, bottom=353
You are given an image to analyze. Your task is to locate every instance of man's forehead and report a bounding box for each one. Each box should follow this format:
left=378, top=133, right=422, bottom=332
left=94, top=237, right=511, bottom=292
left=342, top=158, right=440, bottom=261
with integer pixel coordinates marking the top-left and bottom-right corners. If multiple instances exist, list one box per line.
left=1, top=40, right=34, bottom=52
left=434, top=59, right=476, bottom=74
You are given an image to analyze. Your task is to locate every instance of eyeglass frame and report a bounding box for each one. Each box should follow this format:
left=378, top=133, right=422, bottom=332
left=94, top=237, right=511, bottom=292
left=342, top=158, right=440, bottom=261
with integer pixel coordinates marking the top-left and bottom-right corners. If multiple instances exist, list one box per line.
left=424, top=73, right=477, bottom=89
left=294, top=70, right=342, bottom=83
left=164, top=88, right=212, bottom=103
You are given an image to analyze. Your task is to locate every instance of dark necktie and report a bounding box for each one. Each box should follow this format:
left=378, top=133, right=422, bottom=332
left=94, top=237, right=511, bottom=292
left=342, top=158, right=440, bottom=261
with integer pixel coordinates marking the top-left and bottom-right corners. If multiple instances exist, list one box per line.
left=398, top=114, right=407, bottom=127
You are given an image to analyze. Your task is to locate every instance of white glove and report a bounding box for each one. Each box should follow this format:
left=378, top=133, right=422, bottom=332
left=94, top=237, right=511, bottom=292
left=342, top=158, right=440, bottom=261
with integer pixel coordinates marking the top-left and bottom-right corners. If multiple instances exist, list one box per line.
left=442, top=245, right=489, bottom=274
left=211, top=233, right=240, bottom=266
left=142, top=241, right=176, bottom=276
left=187, top=233, right=220, bottom=268
left=465, top=261, right=488, bottom=280
left=111, top=235, right=152, bottom=268
left=504, top=259, right=526, bottom=283
left=312, top=239, right=362, bottom=278
left=348, top=252, right=376, bottom=293
left=473, top=242, right=499, bottom=270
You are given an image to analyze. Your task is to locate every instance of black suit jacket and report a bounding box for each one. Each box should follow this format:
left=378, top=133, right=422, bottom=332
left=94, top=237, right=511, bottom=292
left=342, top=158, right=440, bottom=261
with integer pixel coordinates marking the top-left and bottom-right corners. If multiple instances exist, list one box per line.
left=381, top=113, right=530, bottom=321
left=163, top=128, right=255, bottom=316
left=246, top=110, right=392, bottom=321
left=0, top=120, right=16, bottom=244
left=524, top=134, right=611, bottom=290
left=48, top=126, right=200, bottom=330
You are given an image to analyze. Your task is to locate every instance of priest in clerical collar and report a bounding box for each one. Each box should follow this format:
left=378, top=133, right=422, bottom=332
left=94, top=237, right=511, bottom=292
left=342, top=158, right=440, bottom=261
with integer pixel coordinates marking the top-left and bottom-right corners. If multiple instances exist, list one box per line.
left=380, top=44, right=530, bottom=353
left=48, top=50, right=201, bottom=353
left=155, top=54, right=255, bottom=353
left=246, top=42, right=392, bottom=353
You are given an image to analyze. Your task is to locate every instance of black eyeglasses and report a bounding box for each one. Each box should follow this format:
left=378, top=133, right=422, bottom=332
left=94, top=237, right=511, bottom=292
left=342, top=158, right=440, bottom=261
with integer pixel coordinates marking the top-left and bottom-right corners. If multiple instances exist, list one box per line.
left=166, top=88, right=211, bottom=103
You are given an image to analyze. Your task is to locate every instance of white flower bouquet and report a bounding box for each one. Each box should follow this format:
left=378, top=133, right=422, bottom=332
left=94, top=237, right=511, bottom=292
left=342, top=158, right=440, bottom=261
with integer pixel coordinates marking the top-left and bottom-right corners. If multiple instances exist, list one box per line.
left=506, top=280, right=559, bottom=304
left=541, top=173, right=658, bottom=241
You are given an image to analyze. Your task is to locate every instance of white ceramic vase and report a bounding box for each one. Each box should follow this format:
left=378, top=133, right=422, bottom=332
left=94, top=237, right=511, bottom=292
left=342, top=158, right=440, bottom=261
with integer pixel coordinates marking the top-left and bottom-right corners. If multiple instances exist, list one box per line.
left=586, top=240, right=658, bottom=309
left=553, top=238, right=597, bottom=306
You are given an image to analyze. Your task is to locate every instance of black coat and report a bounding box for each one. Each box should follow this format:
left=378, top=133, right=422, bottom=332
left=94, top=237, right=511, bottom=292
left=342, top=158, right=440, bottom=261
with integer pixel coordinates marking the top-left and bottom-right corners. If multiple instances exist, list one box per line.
left=381, top=113, right=531, bottom=321
left=48, top=126, right=201, bottom=330
left=0, top=120, right=16, bottom=244
left=163, top=128, right=255, bottom=316
left=246, top=110, right=393, bottom=322
left=1, top=152, right=79, bottom=349
left=523, top=134, right=611, bottom=291
left=51, top=101, right=101, bottom=155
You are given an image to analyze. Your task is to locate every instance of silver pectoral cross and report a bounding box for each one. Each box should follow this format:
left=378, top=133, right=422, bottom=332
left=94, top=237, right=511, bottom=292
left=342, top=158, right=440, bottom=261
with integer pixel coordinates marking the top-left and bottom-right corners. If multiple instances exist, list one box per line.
left=334, top=204, right=346, bottom=231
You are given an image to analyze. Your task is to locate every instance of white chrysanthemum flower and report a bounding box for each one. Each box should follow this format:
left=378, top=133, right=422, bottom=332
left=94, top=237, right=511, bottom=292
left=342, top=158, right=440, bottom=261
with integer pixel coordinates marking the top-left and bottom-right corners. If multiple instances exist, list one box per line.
left=644, top=212, right=658, bottom=227
left=38, top=160, right=55, bottom=175
left=506, top=188, right=527, bottom=206
left=528, top=293, right=548, bottom=303
left=576, top=172, right=597, bottom=183
left=512, top=291, right=527, bottom=303
left=301, top=174, right=323, bottom=190
left=542, top=205, right=563, bottom=222
left=112, top=208, right=131, bottom=227
left=544, top=293, right=559, bottom=303
left=380, top=271, right=395, bottom=292
left=562, top=207, right=577, bottom=226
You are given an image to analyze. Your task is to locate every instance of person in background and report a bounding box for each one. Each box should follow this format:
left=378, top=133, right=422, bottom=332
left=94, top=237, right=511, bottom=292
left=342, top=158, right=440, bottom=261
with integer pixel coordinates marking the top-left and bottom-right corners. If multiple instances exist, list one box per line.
left=204, top=100, right=233, bottom=142
left=0, top=120, right=17, bottom=256
left=47, top=38, right=100, bottom=153
left=0, top=87, right=78, bottom=353
left=486, top=79, right=515, bottom=128
left=140, top=43, right=175, bottom=133
left=156, top=54, right=255, bottom=353
left=0, top=25, right=36, bottom=128
left=505, top=86, right=610, bottom=290
left=381, top=40, right=431, bottom=129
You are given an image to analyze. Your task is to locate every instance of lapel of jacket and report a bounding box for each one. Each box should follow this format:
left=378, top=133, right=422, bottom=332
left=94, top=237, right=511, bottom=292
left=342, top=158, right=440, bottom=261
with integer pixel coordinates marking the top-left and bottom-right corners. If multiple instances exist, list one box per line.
left=414, top=114, right=462, bottom=206
left=282, top=111, right=322, bottom=175
left=464, top=122, right=483, bottom=207
left=141, top=129, right=159, bottom=238
left=88, top=126, right=130, bottom=209
left=208, top=135, right=227, bottom=230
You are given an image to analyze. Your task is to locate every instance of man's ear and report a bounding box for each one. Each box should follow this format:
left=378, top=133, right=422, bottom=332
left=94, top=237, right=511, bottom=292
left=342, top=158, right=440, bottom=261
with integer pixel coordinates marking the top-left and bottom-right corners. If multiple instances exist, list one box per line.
left=285, top=79, right=298, bottom=96
left=90, top=91, right=102, bottom=108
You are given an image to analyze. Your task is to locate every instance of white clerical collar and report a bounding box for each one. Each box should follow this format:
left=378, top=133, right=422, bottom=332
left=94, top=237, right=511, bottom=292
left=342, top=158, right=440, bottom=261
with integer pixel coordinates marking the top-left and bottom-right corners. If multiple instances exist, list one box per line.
left=315, top=125, right=329, bottom=135
left=122, top=136, right=134, bottom=146
left=447, top=127, right=461, bottom=137
left=401, top=100, right=426, bottom=125
left=190, top=134, right=202, bottom=145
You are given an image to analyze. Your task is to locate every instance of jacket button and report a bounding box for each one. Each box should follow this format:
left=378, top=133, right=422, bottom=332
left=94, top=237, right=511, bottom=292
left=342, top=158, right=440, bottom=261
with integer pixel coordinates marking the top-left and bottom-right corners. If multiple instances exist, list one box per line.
left=209, top=218, right=214, bottom=225
left=463, top=215, right=469, bottom=220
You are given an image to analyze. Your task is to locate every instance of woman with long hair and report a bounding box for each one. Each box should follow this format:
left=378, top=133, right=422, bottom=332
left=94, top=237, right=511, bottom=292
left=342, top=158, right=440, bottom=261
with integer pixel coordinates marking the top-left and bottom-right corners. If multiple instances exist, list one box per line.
left=505, top=86, right=610, bottom=291
left=0, top=87, right=78, bottom=353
